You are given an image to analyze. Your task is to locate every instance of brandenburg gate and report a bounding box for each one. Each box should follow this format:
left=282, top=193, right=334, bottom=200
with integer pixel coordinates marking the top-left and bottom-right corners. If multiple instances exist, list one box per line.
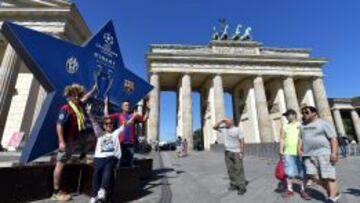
left=146, top=37, right=334, bottom=150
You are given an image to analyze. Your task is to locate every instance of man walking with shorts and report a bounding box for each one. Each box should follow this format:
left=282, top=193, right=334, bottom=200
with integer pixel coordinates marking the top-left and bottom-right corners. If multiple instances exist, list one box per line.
left=298, top=106, right=341, bottom=203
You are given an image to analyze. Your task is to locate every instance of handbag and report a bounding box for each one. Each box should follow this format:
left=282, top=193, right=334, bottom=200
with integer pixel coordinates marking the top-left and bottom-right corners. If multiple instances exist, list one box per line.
left=275, top=158, right=285, bottom=181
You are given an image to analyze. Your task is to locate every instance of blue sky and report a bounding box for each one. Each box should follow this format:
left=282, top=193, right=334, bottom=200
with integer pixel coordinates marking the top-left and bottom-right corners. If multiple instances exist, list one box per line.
left=73, top=0, right=360, bottom=141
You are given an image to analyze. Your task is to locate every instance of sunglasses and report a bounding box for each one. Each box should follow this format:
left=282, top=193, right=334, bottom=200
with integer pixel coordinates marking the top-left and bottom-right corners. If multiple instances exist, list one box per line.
left=104, top=122, right=113, bottom=126
left=301, top=111, right=311, bottom=115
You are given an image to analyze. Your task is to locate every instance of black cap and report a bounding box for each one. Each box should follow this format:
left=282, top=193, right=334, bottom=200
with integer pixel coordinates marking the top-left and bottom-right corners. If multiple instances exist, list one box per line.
left=283, top=109, right=297, bottom=116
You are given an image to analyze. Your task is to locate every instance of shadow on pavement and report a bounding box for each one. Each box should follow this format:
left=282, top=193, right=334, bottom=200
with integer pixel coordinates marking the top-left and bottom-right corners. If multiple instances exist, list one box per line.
left=343, top=188, right=360, bottom=197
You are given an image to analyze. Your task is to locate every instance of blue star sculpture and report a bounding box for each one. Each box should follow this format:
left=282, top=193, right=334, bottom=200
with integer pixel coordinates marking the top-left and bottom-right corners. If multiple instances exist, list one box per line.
left=1, top=21, right=153, bottom=163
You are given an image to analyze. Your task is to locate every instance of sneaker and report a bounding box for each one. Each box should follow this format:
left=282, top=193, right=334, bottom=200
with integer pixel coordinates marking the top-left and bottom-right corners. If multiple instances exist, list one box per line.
left=306, top=179, right=314, bottom=187
left=237, top=188, right=247, bottom=195
left=228, top=184, right=237, bottom=191
left=281, top=190, right=294, bottom=198
left=89, top=197, right=97, bottom=203
left=300, top=190, right=312, bottom=200
left=328, top=192, right=341, bottom=202
left=97, top=188, right=106, bottom=200
left=51, top=192, right=71, bottom=201
left=325, top=199, right=336, bottom=203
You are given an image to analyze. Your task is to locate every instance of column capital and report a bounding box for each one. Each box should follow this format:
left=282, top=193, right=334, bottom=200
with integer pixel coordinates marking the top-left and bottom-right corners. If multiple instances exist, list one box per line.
left=212, top=73, right=223, bottom=78
left=149, top=71, right=159, bottom=75
left=280, top=75, right=295, bottom=80
left=311, top=75, right=325, bottom=80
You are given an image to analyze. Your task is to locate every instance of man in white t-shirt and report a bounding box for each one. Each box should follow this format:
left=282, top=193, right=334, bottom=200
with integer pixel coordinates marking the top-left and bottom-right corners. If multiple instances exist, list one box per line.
left=213, top=118, right=247, bottom=195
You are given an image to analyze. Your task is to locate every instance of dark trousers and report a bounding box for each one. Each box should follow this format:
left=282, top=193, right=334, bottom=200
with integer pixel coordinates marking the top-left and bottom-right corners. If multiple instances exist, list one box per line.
left=120, top=144, right=134, bottom=167
left=225, top=151, right=246, bottom=190
left=92, top=157, right=117, bottom=197
left=339, top=144, right=347, bottom=157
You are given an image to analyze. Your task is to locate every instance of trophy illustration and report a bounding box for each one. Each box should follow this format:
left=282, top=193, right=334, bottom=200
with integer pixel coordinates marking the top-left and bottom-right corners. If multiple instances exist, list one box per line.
left=93, top=65, right=114, bottom=100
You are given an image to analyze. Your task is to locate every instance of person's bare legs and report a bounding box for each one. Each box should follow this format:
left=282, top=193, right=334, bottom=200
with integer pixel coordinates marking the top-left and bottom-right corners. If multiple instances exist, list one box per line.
left=327, top=179, right=338, bottom=198
left=310, top=175, right=339, bottom=198
left=53, top=161, right=64, bottom=191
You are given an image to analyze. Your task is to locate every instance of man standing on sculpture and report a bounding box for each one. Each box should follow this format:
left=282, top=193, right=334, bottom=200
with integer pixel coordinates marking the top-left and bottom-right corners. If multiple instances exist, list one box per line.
left=51, top=84, right=95, bottom=201
left=298, top=106, right=341, bottom=203
left=213, top=118, right=247, bottom=195
left=105, top=98, right=149, bottom=167
left=279, top=109, right=311, bottom=200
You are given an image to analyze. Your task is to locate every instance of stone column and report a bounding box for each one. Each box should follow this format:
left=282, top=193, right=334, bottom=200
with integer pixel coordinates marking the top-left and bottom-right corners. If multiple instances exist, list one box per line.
left=213, top=74, right=225, bottom=121
left=350, top=110, right=360, bottom=142
left=213, top=74, right=225, bottom=143
left=283, top=76, right=300, bottom=113
left=31, top=86, right=47, bottom=128
left=20, top=76, right=40, bottom=136
left=0, top=44, right=22, bottom=146
left=147, top=73, right=160, bottom=143
left=295, top=79, right=315, bottom=107
left=253, top=76, right=274, bottom=142
left=312, top=77, right=334, bottom=125
left=332, top=108, right=346, bottom=135
left=177, top=74, right=193, bottom=150
left=233, top=79, right=261, bottom=143
left=232, top=87, right=240, bottom=125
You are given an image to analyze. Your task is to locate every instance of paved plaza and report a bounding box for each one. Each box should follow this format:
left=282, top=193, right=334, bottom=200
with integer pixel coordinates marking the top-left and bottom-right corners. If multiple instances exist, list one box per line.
left=160, top=151, right=360, bottom=203
left=0, top=151, right=356, bottom=203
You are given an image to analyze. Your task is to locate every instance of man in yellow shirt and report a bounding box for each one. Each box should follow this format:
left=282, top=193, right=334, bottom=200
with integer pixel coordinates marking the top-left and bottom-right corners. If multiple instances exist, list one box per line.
left=279, top=109, right=311, bottom=200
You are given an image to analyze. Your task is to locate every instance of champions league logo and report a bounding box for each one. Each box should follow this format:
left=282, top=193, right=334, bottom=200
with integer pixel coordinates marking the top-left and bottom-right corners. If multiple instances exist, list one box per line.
left=66, top=56, right=79, bottom=74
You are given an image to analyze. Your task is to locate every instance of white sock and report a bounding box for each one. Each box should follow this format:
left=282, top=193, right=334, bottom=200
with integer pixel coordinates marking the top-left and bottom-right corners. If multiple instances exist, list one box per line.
left=287, top=184, right=293, bottom=192
left=300, top=182, right=305, bottom=191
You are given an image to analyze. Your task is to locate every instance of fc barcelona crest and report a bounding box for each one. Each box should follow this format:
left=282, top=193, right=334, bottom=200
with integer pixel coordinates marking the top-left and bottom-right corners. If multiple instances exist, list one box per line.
left=124, top=79, right=135, bottom=93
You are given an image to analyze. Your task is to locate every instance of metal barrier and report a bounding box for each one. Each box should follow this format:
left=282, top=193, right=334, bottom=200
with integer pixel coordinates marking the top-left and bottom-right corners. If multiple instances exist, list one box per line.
left=245, top=143, right=280, bottom=160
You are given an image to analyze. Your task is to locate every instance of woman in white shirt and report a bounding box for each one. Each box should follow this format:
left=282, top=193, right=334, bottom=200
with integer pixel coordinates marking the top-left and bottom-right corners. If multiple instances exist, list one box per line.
left=87, top=105, right=135, bottom=203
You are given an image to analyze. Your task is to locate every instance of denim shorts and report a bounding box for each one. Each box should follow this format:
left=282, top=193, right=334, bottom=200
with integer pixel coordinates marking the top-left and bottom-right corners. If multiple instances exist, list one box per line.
left=284, top=155, right=305, bottom=178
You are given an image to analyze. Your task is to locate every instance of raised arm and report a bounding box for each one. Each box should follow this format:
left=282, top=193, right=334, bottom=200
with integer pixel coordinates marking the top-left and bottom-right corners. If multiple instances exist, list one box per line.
left=81, top=85, right=96, bottom=103
left=142, top=98, right=150, bottom=121
left=112, top=113, right=137, bottom=136
left=213, top=119, right=225, bottom=130
left=104, top=97, right=110, bottom=117
left=142, top=107, right=149, bottom=122
left=86, top=104, right=104, bottom=137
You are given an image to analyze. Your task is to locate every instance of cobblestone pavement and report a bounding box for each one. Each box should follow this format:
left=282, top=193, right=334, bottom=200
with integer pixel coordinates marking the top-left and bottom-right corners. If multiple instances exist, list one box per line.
left=160, top=151, right=359, bottom=203
left=2, top=151, right=359, bottom=203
